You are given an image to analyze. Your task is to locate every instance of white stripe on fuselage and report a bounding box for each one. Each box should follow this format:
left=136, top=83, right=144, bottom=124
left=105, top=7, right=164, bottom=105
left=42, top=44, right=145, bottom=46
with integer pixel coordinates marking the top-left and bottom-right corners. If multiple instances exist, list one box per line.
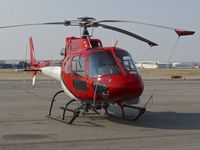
left=41, top=66, right=79, bottom=101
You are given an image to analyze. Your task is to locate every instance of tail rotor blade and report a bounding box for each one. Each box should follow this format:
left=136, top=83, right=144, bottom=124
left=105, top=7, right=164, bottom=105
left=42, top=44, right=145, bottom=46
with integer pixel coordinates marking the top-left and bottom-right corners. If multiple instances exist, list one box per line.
left=32, top=74, right=36, bottom=88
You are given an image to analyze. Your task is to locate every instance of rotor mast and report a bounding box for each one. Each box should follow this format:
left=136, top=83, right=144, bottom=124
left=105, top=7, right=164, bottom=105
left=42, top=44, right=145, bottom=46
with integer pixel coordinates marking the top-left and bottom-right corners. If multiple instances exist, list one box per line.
left=78, top=17, right=95, bottom=38
left=82, top=26, right=90, bottom=37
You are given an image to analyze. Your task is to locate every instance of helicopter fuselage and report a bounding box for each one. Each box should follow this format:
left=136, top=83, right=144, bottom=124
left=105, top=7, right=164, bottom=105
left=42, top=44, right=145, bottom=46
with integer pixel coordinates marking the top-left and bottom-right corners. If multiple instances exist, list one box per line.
left=60, top=37, right=144, bottom=104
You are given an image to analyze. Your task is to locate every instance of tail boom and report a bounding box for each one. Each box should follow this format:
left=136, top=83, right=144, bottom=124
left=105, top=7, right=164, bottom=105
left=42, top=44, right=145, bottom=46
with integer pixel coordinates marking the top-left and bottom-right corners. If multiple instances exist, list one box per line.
left=41, top=66, right=61, bottom=81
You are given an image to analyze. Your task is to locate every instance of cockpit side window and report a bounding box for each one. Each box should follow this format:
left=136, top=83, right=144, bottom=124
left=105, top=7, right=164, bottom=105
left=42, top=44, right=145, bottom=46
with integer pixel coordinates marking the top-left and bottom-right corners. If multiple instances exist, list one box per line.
left=65, top=57, right=71, bottom=74
left=72, top=56, right=86, bottom=78
left=115, top=49, right=138, bottom=74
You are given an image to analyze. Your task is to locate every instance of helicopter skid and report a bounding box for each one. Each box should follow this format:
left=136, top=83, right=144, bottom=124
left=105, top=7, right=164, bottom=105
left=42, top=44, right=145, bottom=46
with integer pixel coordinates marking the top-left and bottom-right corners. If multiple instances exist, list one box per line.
left=60, top=101, right=101, bottom=124
left=106, top=104, right=146, bottom=121
left=47, top=104, right=145, bottom=124
left=48, top=102, right=102, bottom=124
left=47, top=90, right=103, bottom=124
left=47, top=90, right=145, bottom=124
left=122, top=104, right=146, bottom=121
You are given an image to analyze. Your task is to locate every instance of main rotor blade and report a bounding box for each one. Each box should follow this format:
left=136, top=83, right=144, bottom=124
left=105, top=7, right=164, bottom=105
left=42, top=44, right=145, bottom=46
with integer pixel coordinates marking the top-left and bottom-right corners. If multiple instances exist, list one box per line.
left=0, top=22, right=67, bottom=29
left=175, top=29, right=195, bottom=36
left=120, top=21, right=195, bottom=36
left=98, top=23, right=158, bottom=47
left=97, top=20, right=195, bottom=36
left=97, top=20, right=128, bottom=23
left=97, top=20, right=174, bottom=29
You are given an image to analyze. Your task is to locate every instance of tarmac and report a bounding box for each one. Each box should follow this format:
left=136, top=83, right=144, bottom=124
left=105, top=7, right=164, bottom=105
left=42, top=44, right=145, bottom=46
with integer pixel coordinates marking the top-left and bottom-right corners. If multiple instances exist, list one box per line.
left=0, top=78, right=200, bottom=150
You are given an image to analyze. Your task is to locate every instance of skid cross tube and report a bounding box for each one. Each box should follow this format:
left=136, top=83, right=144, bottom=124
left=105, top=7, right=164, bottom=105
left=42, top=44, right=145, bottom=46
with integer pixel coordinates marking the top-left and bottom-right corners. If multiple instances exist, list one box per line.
left=121, top=104, right=146, bottom=120
left=61, top=101, right=100, bottom=124
left=61, top=99, right=76, bottom=120
left=47, top=90, right=103, bottom=124
left=48, top=90, right=64, bottom=116
left=60, top=105, right=80, bottom=124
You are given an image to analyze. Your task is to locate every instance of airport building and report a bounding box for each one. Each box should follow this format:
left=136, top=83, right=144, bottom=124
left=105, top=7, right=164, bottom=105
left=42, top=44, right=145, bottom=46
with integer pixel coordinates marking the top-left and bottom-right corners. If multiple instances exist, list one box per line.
left=136, top=61, right=158, bottom=69
left=136, top=61, right=199, bottom=69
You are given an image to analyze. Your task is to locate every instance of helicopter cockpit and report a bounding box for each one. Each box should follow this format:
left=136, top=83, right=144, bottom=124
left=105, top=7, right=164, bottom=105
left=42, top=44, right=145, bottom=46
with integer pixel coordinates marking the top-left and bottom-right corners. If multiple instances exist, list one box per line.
left=88, top=51, right=122, bottom=77
left=88, top=49, right=138, bottom=77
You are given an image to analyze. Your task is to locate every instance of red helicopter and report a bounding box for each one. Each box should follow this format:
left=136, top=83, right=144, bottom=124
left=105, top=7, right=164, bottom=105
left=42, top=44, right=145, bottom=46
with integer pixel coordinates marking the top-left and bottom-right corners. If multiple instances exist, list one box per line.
left=0, top=17, right=195, bottom=124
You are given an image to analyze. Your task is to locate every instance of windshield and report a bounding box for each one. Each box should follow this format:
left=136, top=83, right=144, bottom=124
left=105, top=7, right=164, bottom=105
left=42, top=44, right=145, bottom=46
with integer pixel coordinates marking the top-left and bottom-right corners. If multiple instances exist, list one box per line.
left=115, top=49, right=138, bottom=74
left=89, top=51, right=122, bottom=77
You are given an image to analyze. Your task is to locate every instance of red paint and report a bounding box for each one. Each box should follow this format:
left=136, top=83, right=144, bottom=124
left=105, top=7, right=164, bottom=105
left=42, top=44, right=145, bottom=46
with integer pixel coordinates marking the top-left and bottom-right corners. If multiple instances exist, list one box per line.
left=28, top=36, right=54, bottom=73
left=175, top=29, right=195, bottom=37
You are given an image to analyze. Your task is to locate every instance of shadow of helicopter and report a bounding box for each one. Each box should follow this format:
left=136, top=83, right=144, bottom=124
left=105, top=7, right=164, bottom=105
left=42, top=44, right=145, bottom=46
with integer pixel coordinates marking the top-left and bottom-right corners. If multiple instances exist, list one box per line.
left=106, top=111, right=200, bottom=130
left=58, top=109, right=200, bottom=130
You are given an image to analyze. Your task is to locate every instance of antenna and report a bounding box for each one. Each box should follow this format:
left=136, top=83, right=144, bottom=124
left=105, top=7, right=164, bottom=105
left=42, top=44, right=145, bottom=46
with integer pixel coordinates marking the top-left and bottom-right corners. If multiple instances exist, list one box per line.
left=167, top=37, right=180, bottom=63
left=113, top=40, right=118, bottom=47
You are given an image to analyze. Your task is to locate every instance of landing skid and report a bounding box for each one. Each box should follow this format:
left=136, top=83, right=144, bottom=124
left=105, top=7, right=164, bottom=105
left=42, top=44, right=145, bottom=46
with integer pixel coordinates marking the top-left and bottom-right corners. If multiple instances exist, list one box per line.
left=47, top=90, right=103, bottom=124
left=120, top=104, right=146, bottom=121
left=48, top=90, right=64, bottom=116
left=47, top=90, right=147, bottom=124
left=60, top=100, right=101, bottom=124
left=115, top=89, right=155, bottom=121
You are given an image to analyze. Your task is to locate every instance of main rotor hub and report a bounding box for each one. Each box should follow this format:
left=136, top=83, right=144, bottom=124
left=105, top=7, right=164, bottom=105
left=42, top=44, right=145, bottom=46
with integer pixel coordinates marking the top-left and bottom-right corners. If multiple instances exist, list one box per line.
left=77, top=17, right=96, bottom=23
left=77, top=17, right=96, bottom=37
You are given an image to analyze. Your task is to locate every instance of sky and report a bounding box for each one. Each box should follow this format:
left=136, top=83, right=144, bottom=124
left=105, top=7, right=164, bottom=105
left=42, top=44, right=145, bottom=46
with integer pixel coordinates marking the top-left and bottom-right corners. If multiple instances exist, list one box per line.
left=0, top=0, right=199, bottom=62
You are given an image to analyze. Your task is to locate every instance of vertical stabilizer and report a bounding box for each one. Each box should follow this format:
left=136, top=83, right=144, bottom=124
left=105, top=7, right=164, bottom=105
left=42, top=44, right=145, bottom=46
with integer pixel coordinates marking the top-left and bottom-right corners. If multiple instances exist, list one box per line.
left=29, top=36, right=37, bottom=87
left=29, top=36, right=36, bottom=65
left=26, top=36, right=55, bottom=87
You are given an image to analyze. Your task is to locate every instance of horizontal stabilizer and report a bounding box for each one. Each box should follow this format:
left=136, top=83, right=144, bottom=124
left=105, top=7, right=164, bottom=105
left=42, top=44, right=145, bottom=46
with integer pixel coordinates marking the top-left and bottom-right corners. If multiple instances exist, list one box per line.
left=24, top=69, right=41, bottom=72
